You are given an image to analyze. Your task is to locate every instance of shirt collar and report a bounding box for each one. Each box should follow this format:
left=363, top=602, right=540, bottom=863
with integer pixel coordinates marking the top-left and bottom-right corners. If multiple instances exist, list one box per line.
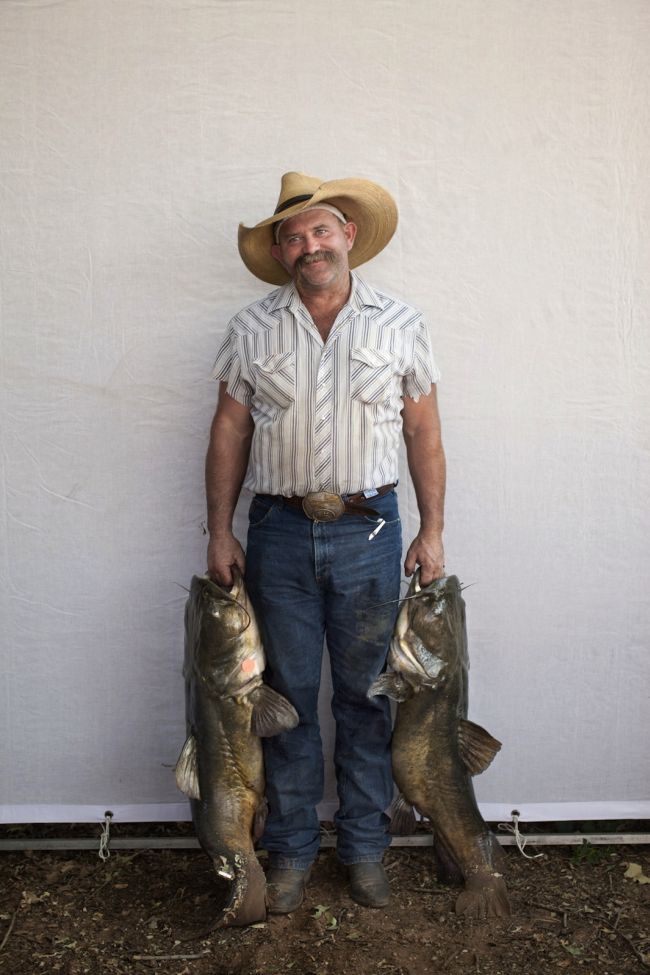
left=349, top=272, right=383, bottom=311
left=267, top=271, right=383, bottom=315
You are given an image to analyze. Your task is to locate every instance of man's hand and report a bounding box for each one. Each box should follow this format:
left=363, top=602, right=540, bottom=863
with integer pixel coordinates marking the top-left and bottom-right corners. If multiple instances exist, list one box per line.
left=404, top=531, right=445, bottom=587
left=207, top=531, right=246, bottom=588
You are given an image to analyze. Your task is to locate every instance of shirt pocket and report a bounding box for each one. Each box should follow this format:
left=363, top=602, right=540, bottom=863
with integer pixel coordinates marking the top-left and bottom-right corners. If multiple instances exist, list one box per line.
left=350, top=347, right=396, bottom=404
left=252, top=352, right=296, bottom=412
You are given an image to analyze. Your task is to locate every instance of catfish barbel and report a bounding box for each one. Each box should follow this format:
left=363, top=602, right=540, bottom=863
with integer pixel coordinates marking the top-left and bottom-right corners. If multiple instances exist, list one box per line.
left=175, top=571, right=298, bottom=926
left=369, top=572, right=510, bottom=918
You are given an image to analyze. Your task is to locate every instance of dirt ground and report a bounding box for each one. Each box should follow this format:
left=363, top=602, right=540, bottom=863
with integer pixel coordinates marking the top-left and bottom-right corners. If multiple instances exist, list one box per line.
left=1, top=825, right=649, bottom=975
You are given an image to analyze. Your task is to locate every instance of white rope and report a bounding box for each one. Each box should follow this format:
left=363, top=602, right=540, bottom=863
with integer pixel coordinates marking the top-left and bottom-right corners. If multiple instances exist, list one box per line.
left=498, top=809, right=544, bottom=860
left=98, top=810, right=113, bottom=861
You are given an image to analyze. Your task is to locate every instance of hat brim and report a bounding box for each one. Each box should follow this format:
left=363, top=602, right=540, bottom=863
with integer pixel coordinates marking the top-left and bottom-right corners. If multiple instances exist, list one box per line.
left=238, top=178, right=398, bottom=285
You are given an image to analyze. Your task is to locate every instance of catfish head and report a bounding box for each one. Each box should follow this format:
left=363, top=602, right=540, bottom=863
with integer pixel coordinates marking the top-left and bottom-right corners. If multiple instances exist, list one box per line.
left=370, top=572, right=467, bottom=701
left=187, top=570, right=264, bottom=698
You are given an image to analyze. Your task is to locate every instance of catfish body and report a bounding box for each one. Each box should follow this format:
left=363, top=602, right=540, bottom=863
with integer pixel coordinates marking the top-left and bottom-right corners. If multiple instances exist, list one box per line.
left=369, top=573, right=509, bottom=918
left=175, top=572, right=298, bottom=926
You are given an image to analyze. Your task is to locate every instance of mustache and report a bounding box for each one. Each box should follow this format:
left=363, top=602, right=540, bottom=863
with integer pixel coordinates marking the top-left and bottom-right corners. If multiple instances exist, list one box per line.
left=298, top=250, right=338, bottom=268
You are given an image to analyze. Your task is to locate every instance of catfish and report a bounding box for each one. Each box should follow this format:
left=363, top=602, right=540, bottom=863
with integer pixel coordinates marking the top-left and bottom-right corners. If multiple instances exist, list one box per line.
left=175, top=571, right=298, bottom=926
left=369, top=572, right=509, bottom=918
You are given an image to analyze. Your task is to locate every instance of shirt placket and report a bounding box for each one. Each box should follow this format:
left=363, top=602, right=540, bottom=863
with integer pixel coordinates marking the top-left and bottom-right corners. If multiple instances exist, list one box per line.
left=313, top=345, right=334, bottom=489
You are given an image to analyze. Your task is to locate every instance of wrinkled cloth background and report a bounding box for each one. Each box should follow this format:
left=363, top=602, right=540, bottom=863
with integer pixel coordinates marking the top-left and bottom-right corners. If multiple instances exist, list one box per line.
left=1, top=0, right=648, bottom=825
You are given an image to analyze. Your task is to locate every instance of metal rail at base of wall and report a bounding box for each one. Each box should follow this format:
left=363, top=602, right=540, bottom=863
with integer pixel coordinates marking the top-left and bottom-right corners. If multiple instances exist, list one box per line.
left=0, top=833, right=649, bottom=853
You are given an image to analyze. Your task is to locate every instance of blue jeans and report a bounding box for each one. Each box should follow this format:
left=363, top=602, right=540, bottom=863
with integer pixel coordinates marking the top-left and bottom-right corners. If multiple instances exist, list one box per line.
left=245, top=490, right=402, bottom=869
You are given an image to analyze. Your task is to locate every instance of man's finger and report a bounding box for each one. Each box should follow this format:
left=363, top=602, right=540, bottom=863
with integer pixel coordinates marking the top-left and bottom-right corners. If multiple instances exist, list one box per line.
left=403, top=547, right=417, bottom=576
left=211, top=568, right=232, bottom=587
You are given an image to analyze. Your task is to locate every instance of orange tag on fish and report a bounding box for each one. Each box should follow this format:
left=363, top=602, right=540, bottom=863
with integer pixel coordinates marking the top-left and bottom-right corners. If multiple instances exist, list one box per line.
left=241, top=657, right=256, bottom=674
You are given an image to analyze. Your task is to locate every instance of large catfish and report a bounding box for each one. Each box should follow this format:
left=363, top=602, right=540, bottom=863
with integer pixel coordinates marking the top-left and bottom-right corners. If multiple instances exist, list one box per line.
left=369, top=572, right=510, bottom=918
left=175, top=572, right=298, bottom=926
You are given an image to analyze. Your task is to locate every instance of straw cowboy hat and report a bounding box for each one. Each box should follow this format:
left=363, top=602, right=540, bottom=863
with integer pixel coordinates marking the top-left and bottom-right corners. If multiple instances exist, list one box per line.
left=238, top=171, right=398, bottom=285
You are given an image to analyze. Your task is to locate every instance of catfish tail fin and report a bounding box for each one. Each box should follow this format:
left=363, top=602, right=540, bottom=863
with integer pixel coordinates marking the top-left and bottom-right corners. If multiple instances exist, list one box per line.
left=214, top=852, right=267, bottom=928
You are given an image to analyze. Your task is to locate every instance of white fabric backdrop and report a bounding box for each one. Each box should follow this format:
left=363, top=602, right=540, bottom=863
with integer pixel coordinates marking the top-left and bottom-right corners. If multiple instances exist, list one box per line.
left=1, top=0, right=649, bottom=825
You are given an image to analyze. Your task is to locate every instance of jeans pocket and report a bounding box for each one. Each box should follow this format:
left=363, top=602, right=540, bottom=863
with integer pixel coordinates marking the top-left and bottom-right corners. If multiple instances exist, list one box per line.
left=360, top=490, right=400, bottom=525
left=249, top=496, right=278, bottom=529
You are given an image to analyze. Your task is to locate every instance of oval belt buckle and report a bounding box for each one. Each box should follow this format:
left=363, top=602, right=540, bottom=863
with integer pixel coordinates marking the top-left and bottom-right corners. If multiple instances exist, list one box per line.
left=302, top=492, right=345, bottom=522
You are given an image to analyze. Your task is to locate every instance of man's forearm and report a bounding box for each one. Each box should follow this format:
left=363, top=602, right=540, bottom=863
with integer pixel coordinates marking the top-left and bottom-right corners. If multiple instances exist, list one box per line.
left=205, top=412, right=253, bottom=537
left=402, top=387, right=446, bottom=534
left=204, top=389, right=254, bottom=586
left=405, top=434, right=446, bottom=535
left=205, top=384, right=254, bottom=536
left=401, top=388, right=446, bottom=582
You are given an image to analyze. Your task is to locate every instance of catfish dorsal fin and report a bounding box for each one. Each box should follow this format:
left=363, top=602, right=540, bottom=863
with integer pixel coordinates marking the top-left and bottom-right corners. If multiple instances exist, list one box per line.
left=457, top=719, right=502, bottom=775
left=250, top=685, right=299, bottom=737
left=174, top=734, right=201, bottom=800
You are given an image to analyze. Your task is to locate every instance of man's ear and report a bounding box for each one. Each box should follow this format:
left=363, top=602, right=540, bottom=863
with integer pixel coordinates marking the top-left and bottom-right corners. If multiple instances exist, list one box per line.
left=343, top=221, right=357, bottom=251
left=271, top=243, right=284, bottom=265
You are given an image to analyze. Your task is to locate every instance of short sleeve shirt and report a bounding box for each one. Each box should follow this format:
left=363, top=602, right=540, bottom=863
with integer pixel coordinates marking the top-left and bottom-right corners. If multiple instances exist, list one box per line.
left=212, top=272, right=440, bottom=496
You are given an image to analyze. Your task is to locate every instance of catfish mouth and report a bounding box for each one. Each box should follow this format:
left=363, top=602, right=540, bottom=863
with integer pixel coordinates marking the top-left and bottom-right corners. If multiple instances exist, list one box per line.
left=407, top=598, right=458, bottom=670
left=388, top=572, right=462, bottom=685
left=391, top=600, right=448, bottom=686
left=389, top=630, right=447, bottom=687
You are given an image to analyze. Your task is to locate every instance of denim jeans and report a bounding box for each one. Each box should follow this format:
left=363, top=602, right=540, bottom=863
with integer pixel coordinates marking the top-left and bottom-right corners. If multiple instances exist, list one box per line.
left=245, top=490, right=402, bottom=869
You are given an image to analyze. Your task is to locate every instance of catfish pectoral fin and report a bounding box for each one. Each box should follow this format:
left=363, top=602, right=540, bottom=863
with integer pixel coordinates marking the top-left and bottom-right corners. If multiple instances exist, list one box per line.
left=250, top=685, right=299, bottom=737
left=389, top=793, right=419, bottom=835
left=457, top=719, right=502, bottom=775
left=454, top=872, right=510, bottom=919
left=367, top=672, right=414, bottom=702
left=175, top=735, right=200, bottom=800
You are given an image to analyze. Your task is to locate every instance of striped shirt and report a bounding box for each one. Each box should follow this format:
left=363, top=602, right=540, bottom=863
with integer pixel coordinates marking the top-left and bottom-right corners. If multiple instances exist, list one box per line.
left=212, top=272, right=440, bottom=497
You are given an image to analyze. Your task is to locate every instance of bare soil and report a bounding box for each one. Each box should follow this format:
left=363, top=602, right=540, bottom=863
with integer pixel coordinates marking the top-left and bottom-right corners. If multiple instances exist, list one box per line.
left=1, top=826, right=649, bottom=975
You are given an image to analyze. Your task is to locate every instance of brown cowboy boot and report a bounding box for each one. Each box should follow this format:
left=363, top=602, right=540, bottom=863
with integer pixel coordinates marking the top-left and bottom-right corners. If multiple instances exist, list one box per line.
left=265, top=866, right=312, bottom=914
left=348, top=862, right=390, bottom=908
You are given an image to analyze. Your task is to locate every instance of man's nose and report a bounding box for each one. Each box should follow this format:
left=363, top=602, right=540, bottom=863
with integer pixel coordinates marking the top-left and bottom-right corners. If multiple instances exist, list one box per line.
left=302, top=234, right=321, bottom=254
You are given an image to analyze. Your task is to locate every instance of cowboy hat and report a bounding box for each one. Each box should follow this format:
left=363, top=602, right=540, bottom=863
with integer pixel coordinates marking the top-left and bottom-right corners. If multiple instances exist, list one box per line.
left=238, top=171, right=398, bottom=285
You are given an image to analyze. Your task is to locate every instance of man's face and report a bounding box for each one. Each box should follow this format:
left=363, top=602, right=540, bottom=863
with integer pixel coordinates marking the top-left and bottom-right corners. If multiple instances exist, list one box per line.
left=270, top=209, right=357, bottom=293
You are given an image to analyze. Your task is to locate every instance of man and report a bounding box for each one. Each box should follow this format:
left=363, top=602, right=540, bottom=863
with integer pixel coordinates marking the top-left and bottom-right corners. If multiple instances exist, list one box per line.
left=206, top=172, right=445, bottom=912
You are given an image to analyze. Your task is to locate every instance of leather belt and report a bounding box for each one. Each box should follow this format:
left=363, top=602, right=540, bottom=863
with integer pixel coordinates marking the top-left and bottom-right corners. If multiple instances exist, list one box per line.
left=283, top=483, right=396, bottom=523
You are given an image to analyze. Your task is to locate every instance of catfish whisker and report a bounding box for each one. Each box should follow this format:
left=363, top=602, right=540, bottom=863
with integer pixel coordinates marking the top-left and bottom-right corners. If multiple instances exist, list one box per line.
left=361, top=591, right=443, bottom=611
left=234, top=604, right=252, bottom=633
left=361, top=581, right=473, bottom=612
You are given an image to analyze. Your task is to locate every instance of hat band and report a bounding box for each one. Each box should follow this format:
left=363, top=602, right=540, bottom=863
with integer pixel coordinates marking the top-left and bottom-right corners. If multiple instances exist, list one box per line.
left=273, top=204, right=348, bottom=243
left=274, top=194, right=313, bottom=215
